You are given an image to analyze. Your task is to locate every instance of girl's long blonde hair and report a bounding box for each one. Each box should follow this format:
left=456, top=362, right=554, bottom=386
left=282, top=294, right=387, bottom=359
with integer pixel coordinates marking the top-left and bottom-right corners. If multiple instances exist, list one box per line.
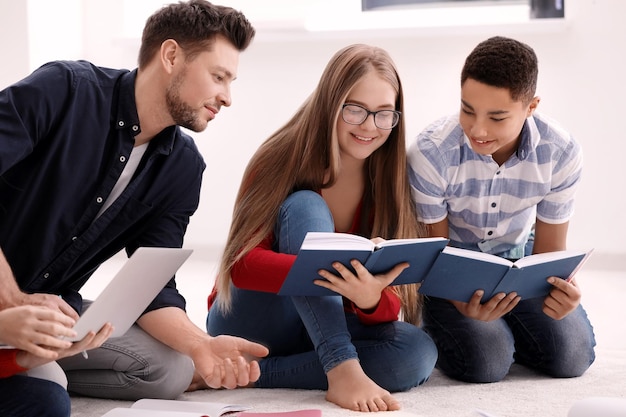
left=215, top=44, right=427, bottom=325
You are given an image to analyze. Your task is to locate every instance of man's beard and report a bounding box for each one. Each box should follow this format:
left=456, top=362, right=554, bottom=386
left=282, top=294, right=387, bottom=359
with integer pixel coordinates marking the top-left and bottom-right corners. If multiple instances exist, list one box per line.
left=165, top=72, right=205, bottom=133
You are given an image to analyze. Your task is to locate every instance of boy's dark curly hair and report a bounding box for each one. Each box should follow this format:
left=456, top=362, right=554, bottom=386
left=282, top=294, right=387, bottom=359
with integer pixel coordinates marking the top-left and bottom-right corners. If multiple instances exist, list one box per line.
left=461, top=36, right=538, bottom=103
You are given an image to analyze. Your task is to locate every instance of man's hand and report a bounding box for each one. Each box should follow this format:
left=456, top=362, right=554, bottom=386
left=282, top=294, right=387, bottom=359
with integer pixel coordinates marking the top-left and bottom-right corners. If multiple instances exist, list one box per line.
left=451, top=290, right=520, bottom=322
left=24, top=293, right=79, bottom=321
left=543, top=277, right=581, bottom=320
left=189, top=335, right=269, bottom=390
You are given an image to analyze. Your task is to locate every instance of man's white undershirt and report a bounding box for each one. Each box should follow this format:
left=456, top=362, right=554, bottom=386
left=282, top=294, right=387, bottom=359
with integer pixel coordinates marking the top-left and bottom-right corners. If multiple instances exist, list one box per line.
left=96, top=143, right=149, bottom=219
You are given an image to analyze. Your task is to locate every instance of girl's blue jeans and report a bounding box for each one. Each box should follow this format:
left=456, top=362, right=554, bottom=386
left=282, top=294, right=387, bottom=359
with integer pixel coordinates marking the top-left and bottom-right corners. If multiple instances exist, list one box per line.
left=207, top=190, right=437, bottom=391
left=423, top=240, right=596, bottom=383
left=0, top=375, right=71, bottom=417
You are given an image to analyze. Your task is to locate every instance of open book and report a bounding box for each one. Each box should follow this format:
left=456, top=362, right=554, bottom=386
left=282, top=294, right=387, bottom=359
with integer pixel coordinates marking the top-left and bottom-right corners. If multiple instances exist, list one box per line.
left=278, top=232, right=448, bottom=296
left=418, top=246, right=593, bottom=303
left=100, top=399, right=322, bottom=417
left=100, top=399, right=249, bottom=417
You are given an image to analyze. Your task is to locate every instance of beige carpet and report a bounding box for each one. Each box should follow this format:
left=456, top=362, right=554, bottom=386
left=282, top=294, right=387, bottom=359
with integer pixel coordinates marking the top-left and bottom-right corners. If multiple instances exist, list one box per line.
left=70, top=257, right=625, bottom=417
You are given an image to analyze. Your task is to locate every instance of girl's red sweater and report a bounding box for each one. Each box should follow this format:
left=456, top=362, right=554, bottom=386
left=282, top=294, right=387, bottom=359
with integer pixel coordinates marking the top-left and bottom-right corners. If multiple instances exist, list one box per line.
left=0, top=349, right=27, bottom=378
left=207, top=204, right=402, bottom=325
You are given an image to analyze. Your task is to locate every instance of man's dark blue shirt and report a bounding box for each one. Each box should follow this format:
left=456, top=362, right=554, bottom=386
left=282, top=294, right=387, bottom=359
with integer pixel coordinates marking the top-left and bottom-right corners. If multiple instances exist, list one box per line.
left=0, top=60, right=206, bottom=313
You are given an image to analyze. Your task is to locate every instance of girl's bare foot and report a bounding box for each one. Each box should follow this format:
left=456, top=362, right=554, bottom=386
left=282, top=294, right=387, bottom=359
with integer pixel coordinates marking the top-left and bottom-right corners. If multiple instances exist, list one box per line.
left=325, top=359, right=400, bottom=412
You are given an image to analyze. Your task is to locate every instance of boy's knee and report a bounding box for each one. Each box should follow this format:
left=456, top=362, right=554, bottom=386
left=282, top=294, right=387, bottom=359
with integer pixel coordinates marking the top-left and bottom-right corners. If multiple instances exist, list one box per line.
left=539, top=322, right=596, bottom=378
left=543, top=348, right=595, bottom=379
left=444, top=359, right=512, bottom=383
left=437, top=341, right=514, bottom=383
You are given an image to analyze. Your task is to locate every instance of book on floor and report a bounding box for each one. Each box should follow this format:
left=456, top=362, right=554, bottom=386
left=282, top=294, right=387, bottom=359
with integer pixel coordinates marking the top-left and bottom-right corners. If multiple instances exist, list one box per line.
left=100, top=399, right=322, bottom=417
left=418, top=246, right=593, bottom=303
left=100, top=399, right=250, bottom=417
left=278, top=232, right=449, bottom=296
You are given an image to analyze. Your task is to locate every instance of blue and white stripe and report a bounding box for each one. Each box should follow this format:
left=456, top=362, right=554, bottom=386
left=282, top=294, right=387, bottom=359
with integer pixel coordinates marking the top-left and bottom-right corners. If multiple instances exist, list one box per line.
left=407, top=112, right=582, bottom=255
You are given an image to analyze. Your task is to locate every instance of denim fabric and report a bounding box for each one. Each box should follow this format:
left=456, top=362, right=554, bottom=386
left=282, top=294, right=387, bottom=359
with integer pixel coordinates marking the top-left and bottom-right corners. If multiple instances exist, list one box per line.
left=425, top=233, right=595, bottom=383
left=207, top=190, right=437, bottom=391
left=450, top=229, right=535, bottom=262
left=58, top=313, right=194, bottom=400
left=0, top=375, right=71, bottom=417
left=423, top=296, right=596, bottom=383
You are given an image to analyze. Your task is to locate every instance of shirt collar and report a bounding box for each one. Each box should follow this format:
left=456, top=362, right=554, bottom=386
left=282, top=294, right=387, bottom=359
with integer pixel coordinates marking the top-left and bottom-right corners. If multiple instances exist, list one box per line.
left=517, top=117, right=539, bottom=161
left=116, top=69, right=178, bottom=156
left=116, top=69, right=141, bottom=136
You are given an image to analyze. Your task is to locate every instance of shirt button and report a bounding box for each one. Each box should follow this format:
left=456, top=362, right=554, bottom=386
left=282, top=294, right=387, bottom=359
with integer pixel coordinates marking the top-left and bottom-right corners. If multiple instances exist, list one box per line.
left=43, top=272, right=50, bottom=279
left=132, top=125, right=139, bottom=132
left=96, top=197, right=103, bottom=204
left=487, top=231, right=493, bottom=236
left=496, top=171, right=501, bottom=175
left=118, top=120, right=125, bottom=127
left=72, top=236, right=77, bottom=241
left=491, top=202, right=497, bottom=208
left=120, top=155, right=126, bottom=163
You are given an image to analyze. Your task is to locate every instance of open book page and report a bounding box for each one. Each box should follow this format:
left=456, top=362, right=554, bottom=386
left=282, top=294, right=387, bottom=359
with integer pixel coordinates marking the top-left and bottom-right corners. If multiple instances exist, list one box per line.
left=299, top=232, right=374, bottom=251
left=374, top=236, right=448, bottom=248
left=513, top=249, right=591, bottom=270
left=298, top=232, right=446, bottom=251
left=240, top=410, right=322, bottom=417
left=131, top=399, right=251, bottom=416
left=440, top=246, right=513, bottom=266
left=101, top=405, right=322, bottom=417
left=101, top=408, right=207, bottom=417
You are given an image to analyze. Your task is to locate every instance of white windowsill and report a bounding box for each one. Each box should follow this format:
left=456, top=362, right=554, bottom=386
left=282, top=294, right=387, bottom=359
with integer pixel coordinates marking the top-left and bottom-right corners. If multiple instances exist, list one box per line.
left=252, top=3, right=568, bottom=42
left=113, top=2, right=568, bottom=47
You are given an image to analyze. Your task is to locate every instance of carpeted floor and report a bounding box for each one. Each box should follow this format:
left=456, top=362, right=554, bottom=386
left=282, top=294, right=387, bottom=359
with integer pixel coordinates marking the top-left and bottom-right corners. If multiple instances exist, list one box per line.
left=71, top=254, right=625, bottom=417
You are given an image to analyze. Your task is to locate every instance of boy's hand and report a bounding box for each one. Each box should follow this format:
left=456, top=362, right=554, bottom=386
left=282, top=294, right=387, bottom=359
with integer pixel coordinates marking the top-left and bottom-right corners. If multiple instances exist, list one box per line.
left=543, top=277, right=581, bottom=320
left=451, top=291, right=520, bottom=322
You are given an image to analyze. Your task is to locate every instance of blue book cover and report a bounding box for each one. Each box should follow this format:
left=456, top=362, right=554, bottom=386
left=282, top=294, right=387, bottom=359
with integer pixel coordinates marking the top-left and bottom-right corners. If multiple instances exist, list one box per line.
left=419, top=246, right=592, bottom=303
left=278, top=232, right=448, bottom=296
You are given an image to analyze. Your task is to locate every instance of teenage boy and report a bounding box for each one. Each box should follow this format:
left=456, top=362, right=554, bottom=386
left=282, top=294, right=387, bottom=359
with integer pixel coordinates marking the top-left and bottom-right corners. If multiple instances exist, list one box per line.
left=407, top=36, right=595, bottom=383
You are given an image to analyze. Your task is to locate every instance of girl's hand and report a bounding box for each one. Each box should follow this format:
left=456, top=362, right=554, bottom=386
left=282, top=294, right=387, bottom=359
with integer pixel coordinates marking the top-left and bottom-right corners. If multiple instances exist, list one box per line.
left=0, top=305, right=76, bottom=358
left=15, top=323, right=113, bottom=370
left=543, top=276, right=581, bottom=320
left=314, top=259, right=409, bottom=310
left=451, top=290, right=520, bottom=322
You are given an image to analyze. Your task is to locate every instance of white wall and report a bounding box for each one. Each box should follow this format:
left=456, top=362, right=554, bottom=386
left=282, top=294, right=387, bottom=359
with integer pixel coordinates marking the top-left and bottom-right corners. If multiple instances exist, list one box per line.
left=2, top=0, right=624, bottom=257
left=0, top=1, right=29, bottom=88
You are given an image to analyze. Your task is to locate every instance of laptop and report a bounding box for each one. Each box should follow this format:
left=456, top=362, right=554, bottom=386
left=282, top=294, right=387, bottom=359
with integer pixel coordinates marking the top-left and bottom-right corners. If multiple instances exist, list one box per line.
left=68, top=247, right=193, bottom=341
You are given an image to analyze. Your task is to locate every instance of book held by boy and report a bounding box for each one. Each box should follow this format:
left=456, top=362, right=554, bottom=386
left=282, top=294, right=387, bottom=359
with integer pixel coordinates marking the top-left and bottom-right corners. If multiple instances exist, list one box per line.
left=278, top=232, right=449, bottom=296
left=418, top=246, right=593, bottom=303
